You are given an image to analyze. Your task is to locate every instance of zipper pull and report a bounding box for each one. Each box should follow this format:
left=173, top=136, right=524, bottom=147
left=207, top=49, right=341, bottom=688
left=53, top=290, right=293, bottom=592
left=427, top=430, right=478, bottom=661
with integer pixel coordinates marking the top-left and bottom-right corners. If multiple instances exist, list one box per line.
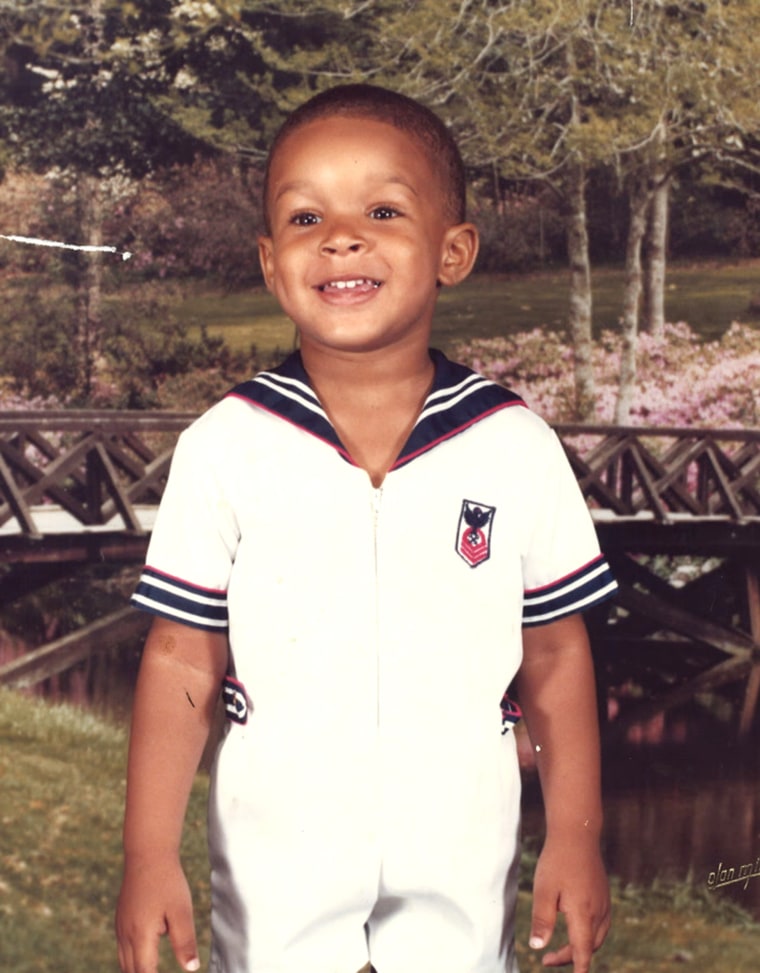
left=372, top=486, right=383, bottom=522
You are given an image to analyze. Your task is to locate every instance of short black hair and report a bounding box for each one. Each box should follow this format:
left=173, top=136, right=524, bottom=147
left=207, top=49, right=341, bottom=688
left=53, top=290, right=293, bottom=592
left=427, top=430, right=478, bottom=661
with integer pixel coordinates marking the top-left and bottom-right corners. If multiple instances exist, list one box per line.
left=262, top=83, right=467, bottom=233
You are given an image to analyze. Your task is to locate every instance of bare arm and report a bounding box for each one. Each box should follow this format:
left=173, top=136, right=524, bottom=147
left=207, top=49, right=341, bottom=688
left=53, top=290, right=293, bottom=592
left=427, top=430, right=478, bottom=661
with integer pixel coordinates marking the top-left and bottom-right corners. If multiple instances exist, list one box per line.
left=516, top=613, right=610, bottom=972
left=116, top=617, right=229, bottom=973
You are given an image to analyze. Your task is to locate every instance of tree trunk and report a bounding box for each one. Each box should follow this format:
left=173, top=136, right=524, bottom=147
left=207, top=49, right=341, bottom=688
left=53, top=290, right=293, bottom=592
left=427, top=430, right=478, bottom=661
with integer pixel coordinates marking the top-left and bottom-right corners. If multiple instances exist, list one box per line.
left=75, top=172, right=104, bottom=400
left=73, top=0, right=105, bottom=402
left=565, top=160, right=596, bottom=421
left=643, top=172, right=670, bottom=337
left=615, top=177, right=652, bottom=425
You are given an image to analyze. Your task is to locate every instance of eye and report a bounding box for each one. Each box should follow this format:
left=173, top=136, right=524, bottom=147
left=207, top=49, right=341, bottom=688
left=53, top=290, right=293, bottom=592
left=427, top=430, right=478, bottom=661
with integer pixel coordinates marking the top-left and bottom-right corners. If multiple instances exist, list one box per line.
left=369, top=205, right=401, bottom=220
left=290, top=211, right=321, bottom=227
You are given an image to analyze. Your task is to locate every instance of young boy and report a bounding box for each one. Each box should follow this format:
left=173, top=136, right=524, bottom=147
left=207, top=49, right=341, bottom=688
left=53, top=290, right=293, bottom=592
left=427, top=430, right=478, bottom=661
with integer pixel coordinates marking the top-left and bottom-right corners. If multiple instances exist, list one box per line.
left=116, top=84, right=616, bottom=973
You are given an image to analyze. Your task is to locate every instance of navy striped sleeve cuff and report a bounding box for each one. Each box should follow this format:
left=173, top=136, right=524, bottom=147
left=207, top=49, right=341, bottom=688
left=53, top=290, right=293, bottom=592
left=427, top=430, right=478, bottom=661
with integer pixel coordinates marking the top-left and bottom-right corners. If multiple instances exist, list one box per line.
left=131, top=567, right=229, bottom=632
left=522, top=555, right=617, bottom=627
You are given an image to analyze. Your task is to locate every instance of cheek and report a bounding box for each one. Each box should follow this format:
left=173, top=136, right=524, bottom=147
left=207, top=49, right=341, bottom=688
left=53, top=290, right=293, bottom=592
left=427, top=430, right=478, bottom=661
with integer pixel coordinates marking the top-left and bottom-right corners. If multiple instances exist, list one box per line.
left=262, top=245, right=297, bottom=287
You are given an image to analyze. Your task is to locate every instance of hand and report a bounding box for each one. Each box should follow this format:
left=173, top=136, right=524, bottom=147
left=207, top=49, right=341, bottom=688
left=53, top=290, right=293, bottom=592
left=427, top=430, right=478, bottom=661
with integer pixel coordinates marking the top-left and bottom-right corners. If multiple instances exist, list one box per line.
left=116, top=853, right=200, bottom=973
left=528, top=832, right=611, bottom=972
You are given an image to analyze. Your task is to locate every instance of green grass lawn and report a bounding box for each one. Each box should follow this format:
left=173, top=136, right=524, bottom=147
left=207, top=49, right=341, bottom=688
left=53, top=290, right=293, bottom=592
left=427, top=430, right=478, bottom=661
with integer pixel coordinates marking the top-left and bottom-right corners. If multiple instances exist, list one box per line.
left=2, top=687, right=760, bottom=972
left=173, top=262, right=760, bottom=359
left=0, top=689, right=210, bottom=973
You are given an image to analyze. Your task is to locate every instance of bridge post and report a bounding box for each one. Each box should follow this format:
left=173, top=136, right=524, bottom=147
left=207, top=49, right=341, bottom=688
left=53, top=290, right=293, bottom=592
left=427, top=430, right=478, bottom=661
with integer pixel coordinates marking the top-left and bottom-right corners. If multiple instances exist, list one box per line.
left=738, top=565, right=760, bottom=739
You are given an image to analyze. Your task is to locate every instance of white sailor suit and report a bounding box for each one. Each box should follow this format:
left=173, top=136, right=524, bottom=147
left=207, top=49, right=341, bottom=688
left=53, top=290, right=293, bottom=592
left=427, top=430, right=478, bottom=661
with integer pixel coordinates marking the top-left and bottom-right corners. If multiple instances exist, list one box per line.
left=132, top=349, right=617, bottom=973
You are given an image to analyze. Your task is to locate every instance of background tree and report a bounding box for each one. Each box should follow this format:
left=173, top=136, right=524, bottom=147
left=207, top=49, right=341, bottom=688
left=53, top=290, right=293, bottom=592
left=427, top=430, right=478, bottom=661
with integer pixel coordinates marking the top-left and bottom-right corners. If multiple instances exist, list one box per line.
left=604, top=0, right=760, bottom=421
left=0, top=0, right=216, bottom=398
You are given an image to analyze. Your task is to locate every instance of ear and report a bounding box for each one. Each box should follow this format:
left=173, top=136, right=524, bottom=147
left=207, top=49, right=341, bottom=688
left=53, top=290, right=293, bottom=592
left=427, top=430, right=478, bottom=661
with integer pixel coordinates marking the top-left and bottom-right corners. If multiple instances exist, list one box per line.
left=258, top=235, right=276, bottom=292
left=437, top=222, right=479, bottom=287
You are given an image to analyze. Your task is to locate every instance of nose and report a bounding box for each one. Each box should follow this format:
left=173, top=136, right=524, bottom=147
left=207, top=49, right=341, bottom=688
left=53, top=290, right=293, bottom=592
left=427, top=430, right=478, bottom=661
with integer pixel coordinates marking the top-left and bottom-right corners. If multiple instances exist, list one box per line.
left=319, top=217, right=366, bottom=255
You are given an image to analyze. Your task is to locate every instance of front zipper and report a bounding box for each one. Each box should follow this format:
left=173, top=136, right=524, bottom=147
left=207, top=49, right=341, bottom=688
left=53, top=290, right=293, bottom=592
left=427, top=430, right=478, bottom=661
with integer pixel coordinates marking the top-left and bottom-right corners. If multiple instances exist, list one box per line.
left=371, top=485, right=383, bottom=727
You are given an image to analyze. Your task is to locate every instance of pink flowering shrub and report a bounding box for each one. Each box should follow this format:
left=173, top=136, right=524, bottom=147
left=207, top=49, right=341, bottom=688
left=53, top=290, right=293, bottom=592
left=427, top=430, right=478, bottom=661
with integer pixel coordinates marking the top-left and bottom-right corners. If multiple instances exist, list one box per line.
left=0, top=390, right=63, bottom=410
left=454, top=321, right=760, bottom=428
left=0, top=390, right=65, bottom=474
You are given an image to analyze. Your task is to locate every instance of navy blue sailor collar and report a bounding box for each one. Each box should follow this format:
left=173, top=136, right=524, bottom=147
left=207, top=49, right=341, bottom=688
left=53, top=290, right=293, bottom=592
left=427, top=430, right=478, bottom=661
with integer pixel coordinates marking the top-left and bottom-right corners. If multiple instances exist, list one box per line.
left=227, top=349, right=526, bottom=472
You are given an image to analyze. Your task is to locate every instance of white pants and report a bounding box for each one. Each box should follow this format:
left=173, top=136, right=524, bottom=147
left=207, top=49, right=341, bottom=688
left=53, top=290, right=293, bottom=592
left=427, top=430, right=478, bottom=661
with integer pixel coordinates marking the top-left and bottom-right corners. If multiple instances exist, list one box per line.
left=207, top=723, right=522, bottom=973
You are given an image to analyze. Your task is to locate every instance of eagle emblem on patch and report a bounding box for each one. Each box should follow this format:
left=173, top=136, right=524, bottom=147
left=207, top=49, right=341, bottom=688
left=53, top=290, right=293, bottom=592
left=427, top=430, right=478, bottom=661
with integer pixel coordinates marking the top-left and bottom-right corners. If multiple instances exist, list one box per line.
left=456, top=499, right=496, bottom=567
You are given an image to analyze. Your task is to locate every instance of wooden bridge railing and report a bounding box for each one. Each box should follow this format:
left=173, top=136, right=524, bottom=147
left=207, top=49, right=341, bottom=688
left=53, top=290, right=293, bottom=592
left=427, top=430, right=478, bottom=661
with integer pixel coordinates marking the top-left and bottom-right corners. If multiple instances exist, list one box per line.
left=1, top=412, right=759, bottom=544
left=558, top=424, right=760, bottom=524
left=0, top=410, right=195, bottom=542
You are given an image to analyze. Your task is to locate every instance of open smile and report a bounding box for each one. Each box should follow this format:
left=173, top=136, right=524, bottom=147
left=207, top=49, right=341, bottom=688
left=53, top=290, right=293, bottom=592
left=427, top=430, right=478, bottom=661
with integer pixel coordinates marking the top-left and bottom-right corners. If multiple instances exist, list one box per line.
left=317, top=277, right=382, bottom=293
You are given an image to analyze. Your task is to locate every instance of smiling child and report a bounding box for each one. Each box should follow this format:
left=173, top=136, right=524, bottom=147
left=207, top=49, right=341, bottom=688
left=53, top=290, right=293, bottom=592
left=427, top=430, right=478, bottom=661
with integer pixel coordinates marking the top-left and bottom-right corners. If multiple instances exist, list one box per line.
left=116, top=84, right=616, bottom=973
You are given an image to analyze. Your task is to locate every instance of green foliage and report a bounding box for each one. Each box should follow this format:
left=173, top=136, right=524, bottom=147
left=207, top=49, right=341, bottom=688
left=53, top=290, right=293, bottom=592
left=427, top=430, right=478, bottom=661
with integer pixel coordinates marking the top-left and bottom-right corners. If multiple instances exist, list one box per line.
left=127, top=156, right=264, bottom=286
left=103, top=311, right=255, bottom=409
left=0, top=1, right=378, bottom=172
left=670, top=183, right=760, bottom=259
left=0, top=1, right=211, bottom=178
left=0, top=279, right=259, bottom=407
left=16, top=0, right=756, bottom=195
left=473, top=191, right=566, bottom=272
left=0, top=286, right=82, bottom=395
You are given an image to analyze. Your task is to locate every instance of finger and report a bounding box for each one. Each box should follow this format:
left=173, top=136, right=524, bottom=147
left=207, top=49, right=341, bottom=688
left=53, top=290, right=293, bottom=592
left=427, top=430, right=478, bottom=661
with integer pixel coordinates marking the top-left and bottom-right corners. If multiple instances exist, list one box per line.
left=560, top=907, right=595, bottom=973
left=541, top=907, right=611, bottom=970
left=116, top=937, right=129, bottom=973
left=593, top=906, right=612, bottom=951
left=598, top=892, right=612, bottom=940
left=115, top=918, right=141, bottom=973
left=133, top=940, right=160, bottom=973
left=115, top=902, right=162, bottom=973
left=167, top=907, right=200, bottom=973
left=529, top=894, right=558, bottom=954
left=541, top=943, right=592, bottom=971
left=541, top=943, right=573, bottom=967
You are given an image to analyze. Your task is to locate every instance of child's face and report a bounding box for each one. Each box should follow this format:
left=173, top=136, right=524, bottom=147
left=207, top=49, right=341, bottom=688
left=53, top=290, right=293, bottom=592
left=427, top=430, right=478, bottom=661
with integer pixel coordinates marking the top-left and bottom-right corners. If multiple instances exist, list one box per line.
left=258, top=115, right=476, bottom=359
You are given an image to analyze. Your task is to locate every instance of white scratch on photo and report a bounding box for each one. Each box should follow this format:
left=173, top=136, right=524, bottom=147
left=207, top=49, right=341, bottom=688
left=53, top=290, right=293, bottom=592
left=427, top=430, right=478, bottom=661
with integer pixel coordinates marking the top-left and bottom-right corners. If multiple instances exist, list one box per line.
left=0, top=233, right=132, bottom=260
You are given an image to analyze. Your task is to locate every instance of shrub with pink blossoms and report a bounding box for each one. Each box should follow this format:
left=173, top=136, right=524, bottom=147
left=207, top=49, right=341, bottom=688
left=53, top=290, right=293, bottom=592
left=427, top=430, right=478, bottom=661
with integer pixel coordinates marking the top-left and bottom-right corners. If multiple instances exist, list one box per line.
left=453, top=321, right=760, bottom=428
left=0, top=390, right=63, bottom=411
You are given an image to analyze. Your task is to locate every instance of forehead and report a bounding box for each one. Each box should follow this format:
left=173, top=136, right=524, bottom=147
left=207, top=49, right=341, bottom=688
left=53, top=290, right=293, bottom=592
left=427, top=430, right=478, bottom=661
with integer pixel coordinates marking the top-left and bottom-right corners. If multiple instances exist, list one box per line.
left=267, top=115, right=443, bottom=199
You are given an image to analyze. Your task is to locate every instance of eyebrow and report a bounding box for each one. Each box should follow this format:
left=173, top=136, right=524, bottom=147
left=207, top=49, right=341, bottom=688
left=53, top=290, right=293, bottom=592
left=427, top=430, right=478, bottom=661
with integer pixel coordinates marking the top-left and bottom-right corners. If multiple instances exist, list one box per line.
left=273, top=181, right=311, bottom=203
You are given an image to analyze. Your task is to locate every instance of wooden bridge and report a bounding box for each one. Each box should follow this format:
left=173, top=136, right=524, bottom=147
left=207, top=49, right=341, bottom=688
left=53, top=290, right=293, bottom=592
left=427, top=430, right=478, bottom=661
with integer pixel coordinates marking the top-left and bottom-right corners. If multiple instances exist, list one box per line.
left=0, top=410, right=759, bottom=739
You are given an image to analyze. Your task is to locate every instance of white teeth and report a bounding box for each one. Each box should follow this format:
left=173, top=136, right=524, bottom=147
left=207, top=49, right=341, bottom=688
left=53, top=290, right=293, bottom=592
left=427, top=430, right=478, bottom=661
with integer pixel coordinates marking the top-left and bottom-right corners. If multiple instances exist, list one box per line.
left=325, top=278, right=379, bottom=290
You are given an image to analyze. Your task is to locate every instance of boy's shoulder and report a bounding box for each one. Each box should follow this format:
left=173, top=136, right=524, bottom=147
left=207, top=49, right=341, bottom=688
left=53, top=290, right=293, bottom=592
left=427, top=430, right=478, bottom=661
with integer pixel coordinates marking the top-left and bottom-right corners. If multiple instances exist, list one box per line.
left=184, top=355, right=309, bottom=437
left=226, top=351, right=324, bottom=419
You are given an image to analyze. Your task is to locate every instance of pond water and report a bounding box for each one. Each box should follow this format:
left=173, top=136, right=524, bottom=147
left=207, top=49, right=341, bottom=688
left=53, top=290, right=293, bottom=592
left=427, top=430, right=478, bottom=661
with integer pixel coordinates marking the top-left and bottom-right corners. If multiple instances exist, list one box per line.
left=522, top=728, right=760, bottom=920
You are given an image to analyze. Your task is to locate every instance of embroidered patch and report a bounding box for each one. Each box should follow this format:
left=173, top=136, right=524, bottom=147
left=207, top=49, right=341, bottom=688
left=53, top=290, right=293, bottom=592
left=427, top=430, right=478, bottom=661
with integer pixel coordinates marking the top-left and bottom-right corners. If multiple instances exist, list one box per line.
left=456, top=499, right=496, bottom=567
left=222, top=676, right=249, bottom=725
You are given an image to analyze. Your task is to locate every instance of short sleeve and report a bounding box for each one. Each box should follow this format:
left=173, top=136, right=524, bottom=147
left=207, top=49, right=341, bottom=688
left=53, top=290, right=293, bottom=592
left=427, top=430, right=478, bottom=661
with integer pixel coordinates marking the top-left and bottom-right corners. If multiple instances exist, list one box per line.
left=521, top=427, right=616, bottom=626
left=131, top=410, right=240, bottom=631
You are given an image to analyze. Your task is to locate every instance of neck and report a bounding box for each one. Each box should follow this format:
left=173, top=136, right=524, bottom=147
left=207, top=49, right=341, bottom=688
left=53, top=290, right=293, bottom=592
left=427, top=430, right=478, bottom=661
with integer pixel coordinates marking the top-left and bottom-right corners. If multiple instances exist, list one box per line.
left=299, top=338, right=434, bottom=404
left=298, top=338, right=437, bottom=487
